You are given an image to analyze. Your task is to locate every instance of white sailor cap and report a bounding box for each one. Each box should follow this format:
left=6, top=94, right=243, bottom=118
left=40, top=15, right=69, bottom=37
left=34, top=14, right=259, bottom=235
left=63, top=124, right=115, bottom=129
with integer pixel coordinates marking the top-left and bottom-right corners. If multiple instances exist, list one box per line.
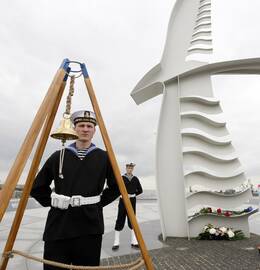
left=70, top=110, right=97, bottom=126
left=126, top=162, right=136, bottom=167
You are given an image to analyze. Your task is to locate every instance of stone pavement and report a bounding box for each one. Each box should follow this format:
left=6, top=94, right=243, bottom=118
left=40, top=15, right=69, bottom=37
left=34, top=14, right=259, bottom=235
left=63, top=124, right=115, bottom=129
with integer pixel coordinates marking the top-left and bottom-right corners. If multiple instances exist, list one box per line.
left=104, top=229, right=260, bottom=270
left=1, top=198, right=260, bottom=269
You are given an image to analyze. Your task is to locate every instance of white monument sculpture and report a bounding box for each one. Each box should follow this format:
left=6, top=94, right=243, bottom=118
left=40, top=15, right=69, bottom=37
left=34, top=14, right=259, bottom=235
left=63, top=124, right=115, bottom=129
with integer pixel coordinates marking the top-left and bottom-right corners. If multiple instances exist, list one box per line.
left=131, top=0, right=259, bottom=239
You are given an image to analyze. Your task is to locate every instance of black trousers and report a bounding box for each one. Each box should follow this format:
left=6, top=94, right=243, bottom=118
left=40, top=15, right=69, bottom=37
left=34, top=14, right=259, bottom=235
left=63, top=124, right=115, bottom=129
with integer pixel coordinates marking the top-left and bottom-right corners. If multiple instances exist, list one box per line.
left=115, top=197, right=136, bottom=231
left=43, top=234, right=102, bottom=270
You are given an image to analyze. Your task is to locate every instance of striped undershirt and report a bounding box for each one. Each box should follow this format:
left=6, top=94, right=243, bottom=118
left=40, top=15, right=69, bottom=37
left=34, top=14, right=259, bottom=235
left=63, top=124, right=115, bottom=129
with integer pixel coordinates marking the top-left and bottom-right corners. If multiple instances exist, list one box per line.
left=77, top=148, right=89, bottom=160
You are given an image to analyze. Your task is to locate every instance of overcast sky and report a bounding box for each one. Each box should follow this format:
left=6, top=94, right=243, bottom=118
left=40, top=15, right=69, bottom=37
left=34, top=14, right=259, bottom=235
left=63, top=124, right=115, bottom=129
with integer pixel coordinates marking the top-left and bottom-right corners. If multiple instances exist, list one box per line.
left=1, top=0, right=260, bottom=189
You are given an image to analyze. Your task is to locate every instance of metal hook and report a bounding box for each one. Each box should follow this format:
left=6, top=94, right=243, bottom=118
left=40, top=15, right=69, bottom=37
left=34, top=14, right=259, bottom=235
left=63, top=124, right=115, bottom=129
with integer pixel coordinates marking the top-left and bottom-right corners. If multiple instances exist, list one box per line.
left=64, top=60, right=84, bottom=78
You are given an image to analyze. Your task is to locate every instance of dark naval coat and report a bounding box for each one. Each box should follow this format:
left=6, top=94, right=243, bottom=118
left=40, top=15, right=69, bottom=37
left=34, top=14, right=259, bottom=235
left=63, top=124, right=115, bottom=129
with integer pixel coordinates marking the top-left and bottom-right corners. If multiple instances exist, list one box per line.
left=114, top=174, right=143, bottom=231
left=121, top=174, right=143, bottom=196
left=31, top=145, right=119, bottom=241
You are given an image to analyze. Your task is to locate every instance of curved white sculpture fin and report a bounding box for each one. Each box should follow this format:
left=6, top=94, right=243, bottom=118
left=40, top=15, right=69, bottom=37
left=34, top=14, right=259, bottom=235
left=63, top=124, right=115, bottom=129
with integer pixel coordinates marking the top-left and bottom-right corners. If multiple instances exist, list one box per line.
left=131, top=0, right=258, bottom=239
left=131, top=0, right=209, bottom=105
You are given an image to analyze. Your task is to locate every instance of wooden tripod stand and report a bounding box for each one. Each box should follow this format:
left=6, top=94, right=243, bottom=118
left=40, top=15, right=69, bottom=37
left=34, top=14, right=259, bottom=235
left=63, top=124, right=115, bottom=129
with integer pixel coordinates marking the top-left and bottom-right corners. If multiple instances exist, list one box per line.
left=0, top=59, right=154, bottom=270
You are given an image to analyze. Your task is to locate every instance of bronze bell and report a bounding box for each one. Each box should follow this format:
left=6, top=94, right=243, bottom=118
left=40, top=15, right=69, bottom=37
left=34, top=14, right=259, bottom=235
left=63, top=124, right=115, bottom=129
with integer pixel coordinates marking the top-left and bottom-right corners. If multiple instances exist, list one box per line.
left=51, top=114, right=78, bottom=142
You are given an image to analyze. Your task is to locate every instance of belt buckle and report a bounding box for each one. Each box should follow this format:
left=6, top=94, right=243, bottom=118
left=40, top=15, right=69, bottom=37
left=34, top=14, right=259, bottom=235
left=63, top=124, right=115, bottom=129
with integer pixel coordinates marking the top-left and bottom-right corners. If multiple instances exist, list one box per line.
left=71, top=196, right=81, bottom=207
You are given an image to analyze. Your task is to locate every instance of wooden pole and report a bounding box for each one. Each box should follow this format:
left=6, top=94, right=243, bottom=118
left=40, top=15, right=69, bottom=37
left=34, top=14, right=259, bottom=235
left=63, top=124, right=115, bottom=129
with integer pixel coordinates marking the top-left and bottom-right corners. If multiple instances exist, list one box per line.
left=82, top=64, right=154, bottom=270
left=0, top=80, right=67, bottom=270
left=0, top=61, right=68, bottom=222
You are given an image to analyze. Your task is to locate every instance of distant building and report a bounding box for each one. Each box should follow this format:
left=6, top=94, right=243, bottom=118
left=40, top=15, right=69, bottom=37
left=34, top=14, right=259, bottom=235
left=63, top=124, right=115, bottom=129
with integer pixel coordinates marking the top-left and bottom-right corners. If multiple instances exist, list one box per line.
left=0, top=184, right=24, bottom=198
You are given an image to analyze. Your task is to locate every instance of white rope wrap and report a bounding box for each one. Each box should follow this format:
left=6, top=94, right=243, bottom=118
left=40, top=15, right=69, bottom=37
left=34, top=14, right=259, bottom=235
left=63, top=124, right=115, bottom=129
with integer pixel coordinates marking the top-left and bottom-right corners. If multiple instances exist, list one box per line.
left=59, top=146, right=66, bottom=179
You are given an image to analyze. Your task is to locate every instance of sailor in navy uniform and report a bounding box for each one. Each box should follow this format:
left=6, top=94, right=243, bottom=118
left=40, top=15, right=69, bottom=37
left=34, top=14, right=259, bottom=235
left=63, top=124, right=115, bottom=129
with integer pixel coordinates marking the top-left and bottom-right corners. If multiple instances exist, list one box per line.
left=112, top=163, right=143, bottom=250
left=31, top=110, right=119, bottom=269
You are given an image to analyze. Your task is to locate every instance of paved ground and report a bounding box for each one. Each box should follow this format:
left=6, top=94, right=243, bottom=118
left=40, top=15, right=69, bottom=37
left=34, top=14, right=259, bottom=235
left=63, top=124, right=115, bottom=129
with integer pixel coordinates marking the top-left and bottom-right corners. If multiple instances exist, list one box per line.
left=104, top=230, right=260, bottom=270
left=1, top=198, right=260, bottom=269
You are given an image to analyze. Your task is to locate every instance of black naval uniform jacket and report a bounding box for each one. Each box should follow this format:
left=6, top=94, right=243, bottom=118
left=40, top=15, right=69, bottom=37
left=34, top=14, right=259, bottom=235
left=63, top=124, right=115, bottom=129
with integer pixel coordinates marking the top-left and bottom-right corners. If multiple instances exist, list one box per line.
left=30, top=146, right=119, bottom=242
left=122, top=174, right=143, bottom=196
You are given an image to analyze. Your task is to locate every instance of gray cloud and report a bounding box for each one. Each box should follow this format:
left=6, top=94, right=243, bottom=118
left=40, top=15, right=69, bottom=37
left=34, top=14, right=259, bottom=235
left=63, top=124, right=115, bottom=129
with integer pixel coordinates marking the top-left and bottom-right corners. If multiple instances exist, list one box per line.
left=1, top=0, right=260, bottom=189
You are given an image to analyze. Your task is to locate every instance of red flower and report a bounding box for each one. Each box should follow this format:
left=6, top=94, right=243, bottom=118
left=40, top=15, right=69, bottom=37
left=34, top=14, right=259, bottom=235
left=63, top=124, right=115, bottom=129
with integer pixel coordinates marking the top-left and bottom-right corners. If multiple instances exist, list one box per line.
left=224, top=211, right=231, bottom=217
left=217, top=208, right=222, bottom=214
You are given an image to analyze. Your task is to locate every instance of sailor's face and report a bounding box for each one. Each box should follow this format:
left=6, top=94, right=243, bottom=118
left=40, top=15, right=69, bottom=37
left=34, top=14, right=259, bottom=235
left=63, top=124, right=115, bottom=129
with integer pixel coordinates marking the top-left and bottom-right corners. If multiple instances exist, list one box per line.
left=126, top=166, right=134, bottom=174
left=74, top=121, right=96, bottom=143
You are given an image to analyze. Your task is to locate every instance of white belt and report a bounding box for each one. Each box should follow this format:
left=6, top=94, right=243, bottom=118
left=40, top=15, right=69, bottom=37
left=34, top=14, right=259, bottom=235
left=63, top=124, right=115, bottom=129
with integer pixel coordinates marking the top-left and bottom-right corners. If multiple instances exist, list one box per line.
left=120, top=194, right=136, bottom=199
left=70, top=195, right=101, bottom=207
left=51, top=192, right=101, bottom=209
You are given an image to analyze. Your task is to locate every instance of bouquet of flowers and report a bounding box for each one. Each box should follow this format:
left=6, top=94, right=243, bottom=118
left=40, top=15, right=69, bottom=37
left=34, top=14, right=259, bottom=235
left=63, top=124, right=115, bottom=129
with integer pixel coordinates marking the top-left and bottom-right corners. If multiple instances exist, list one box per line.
left=196, top=206, right=254, bottom=217
left=197, top=224, right=245, bottom=240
